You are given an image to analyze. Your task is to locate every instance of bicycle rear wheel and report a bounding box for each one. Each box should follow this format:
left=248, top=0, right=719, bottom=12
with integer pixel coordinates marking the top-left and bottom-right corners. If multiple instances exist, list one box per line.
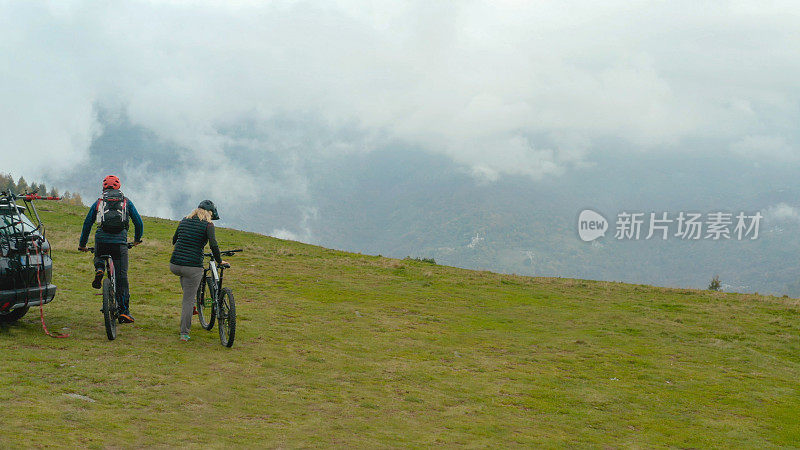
left=102, top=278, right=117, bottom=341
left=196, top=276, right=215, bottom=330
left=217, top=288, right=236, bottom=347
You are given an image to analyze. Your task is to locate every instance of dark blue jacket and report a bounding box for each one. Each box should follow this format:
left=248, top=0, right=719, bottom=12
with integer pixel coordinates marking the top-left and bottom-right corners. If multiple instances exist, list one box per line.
left=79, top=196, right=144, bottom=247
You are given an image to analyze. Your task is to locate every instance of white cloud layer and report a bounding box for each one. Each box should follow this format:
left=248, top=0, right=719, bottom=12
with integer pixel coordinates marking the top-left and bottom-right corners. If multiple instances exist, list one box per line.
left=763, top=203, right=800, bottom=223
left=2, top=0, right=800, bottom=180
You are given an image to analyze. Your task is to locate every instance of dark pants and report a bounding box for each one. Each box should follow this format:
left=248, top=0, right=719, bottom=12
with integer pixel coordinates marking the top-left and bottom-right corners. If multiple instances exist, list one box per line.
left=93, top=243, right=130, bottom=314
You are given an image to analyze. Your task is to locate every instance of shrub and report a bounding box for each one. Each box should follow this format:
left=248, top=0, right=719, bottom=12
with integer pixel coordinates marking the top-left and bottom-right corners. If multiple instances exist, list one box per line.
left=708, top=275, right=722, bottom=292
left=405, top=256, right=436, bottom=264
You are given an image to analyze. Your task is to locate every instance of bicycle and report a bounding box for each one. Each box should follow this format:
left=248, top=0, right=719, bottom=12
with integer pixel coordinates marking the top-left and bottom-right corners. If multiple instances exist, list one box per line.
left=196, top=249, right=242, bottom=347
left=88, top=242, right=135, bottom=340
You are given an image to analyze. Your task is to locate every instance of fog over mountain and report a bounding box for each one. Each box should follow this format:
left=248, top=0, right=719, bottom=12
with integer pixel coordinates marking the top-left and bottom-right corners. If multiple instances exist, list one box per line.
left=4, top=1, right=800, bottom=293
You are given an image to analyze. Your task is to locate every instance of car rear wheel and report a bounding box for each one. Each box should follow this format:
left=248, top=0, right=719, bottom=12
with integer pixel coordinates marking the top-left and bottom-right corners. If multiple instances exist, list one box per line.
left=0, top=306, right=30, bottom=323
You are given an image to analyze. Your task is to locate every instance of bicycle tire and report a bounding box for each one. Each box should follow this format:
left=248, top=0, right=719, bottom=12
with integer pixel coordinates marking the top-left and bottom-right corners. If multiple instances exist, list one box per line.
left=196, top=275, right=215, bottom=330
left=102, top=278, right=117, bottom=341
left=217, top=288, right=236, bottom=347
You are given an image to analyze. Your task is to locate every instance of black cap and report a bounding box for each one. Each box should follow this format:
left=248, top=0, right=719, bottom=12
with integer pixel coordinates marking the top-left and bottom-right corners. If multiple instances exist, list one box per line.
left=198, top=200, right=219, bottom=220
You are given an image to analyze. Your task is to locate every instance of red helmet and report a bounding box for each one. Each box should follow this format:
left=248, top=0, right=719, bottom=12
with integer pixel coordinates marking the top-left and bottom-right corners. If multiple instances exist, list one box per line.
left=102, top=175, right=121, bottom=190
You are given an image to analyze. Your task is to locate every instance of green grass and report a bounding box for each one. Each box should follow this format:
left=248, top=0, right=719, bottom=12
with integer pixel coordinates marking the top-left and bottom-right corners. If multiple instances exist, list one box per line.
left=2, top=202, right=799, bottom=447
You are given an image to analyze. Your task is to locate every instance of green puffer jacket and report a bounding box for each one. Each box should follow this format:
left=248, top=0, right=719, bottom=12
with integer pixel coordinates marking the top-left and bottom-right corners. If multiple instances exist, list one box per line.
left=170, top=217, right=222, bottom=267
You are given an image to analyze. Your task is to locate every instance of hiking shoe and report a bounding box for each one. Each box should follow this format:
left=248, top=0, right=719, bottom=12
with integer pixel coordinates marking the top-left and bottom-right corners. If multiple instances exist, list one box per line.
left=180, top=334, right=190, bottom=342
left=118, top=313, right=134, bottom=324
left=92, top=270, right=104, bottom=289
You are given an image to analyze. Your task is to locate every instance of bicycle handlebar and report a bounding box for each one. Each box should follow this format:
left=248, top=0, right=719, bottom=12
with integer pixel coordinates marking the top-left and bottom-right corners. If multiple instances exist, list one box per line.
left=87, top=242, right=138, bottom=253
left=204, top=249, right=243, bottom=257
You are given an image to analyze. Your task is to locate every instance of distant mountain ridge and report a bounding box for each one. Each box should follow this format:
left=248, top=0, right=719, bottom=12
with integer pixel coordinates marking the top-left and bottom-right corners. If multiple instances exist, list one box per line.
left=45, top=112, right=800, bottom=295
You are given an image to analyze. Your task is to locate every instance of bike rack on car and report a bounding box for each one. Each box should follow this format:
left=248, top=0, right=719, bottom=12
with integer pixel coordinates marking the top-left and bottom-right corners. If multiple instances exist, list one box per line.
left=0, top=189, right=65, bottom=336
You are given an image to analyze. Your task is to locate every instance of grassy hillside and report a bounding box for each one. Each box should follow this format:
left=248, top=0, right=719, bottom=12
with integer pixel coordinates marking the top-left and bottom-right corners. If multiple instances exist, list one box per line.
left=1, top=202, right=799, bottom=447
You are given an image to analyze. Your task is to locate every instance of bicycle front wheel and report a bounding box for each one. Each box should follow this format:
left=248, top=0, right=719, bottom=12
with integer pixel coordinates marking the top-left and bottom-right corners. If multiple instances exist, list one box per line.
left=196, top=276, right=215, bottom=330
left=102, top=278, right=117, bottom=341
left=217, top=288, right=236, bottom=347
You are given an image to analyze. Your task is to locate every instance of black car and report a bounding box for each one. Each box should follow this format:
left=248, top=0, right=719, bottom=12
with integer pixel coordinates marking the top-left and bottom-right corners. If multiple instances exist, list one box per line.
left=0, top=192, right=56, bottom=323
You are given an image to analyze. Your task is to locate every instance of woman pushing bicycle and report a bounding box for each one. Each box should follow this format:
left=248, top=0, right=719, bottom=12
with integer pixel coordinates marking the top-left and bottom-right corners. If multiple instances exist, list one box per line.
left=170, top=200, right=228, bottom=341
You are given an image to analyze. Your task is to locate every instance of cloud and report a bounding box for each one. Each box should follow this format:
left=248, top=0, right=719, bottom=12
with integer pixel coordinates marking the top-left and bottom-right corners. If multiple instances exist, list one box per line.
left=763, top=203, right=800, bottom=223
left=268, top=206, right=317, bottom=243
left=731, top=135, right=797, bottom=161
left=269, top=229, right=300, bottom=241
left=2, top=0, right=800, bottom=183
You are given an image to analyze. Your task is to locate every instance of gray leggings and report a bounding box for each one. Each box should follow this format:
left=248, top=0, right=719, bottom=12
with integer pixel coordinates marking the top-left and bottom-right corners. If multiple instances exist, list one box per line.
left=170, top=263, right=204, bottom=335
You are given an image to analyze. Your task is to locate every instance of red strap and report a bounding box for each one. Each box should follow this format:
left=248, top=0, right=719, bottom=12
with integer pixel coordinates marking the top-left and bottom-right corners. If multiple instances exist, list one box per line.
left=32, top=242, right=68, bottom=338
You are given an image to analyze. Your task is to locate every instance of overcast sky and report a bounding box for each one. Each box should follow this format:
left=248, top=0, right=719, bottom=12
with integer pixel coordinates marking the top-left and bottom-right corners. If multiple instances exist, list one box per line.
left=2, top=0, right=800, bottom=183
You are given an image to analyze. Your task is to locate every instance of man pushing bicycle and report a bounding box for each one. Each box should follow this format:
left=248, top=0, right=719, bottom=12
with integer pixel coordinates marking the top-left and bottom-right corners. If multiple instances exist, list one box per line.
left=78, top=175, right=143, bottom=323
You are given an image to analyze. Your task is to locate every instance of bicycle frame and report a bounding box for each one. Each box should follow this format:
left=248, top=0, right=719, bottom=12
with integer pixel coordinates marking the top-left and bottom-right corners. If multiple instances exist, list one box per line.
left=203, top=260, right=219, bottom=300
left=210, top=260, right=222, bottom=286
left=89, top=249, right=121, bottom=289
left=101, top=256, right=116, bottom=291
left=203, top=258, right=233, bottom=301
left=88, top=248, right=120, bottom=341
left=88, top=242, right=136, bottom=295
